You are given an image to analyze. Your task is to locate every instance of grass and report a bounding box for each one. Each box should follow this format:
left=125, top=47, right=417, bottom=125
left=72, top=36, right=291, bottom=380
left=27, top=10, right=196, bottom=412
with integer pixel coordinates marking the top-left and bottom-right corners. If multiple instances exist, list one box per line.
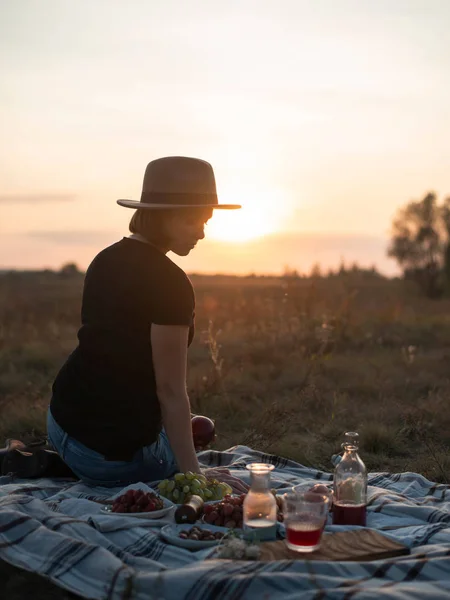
left=1, top=268, right=450, bottom=599
left=1, top=269, right=449, bottom=483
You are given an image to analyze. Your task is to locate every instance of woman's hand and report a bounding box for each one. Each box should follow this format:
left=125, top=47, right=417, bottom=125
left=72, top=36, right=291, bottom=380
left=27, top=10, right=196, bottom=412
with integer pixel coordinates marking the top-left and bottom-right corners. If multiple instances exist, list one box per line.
left=202, top=467, right=249, bottom=494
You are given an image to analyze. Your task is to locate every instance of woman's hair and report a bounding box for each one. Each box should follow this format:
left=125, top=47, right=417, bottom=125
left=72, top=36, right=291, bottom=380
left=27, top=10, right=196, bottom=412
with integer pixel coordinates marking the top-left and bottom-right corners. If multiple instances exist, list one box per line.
left=129, top=209, right=172, bottom=246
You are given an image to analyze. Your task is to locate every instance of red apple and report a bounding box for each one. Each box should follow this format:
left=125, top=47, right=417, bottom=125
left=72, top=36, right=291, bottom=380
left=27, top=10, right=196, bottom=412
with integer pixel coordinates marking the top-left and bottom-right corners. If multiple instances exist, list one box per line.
left=191, top=415, right=216, bottom=449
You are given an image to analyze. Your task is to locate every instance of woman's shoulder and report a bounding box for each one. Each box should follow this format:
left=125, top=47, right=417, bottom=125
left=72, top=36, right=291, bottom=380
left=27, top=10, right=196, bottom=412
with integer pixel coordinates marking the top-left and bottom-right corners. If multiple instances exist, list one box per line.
left=162, top=255, right=192, bottom=282
left=85, top=239, right=193, bottom=293
left=84, top=239, right=129, bottom=273
left=160, top=258, right=194, bottom=298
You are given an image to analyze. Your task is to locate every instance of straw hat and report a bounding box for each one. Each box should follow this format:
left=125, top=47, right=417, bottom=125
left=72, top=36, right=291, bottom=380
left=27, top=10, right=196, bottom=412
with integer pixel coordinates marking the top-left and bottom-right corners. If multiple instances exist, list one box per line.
left=117, top=156, right=241, bottom=210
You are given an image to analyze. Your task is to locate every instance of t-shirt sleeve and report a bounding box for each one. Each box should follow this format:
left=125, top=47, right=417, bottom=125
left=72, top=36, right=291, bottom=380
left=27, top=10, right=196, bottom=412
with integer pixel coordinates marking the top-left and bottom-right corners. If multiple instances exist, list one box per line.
left=151, top=270, right=195, bottom=327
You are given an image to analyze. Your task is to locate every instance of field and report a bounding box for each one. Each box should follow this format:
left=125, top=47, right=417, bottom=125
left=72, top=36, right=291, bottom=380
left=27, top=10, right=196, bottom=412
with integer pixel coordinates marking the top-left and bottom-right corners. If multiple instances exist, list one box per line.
left=1, top=269, right=449, bottom=483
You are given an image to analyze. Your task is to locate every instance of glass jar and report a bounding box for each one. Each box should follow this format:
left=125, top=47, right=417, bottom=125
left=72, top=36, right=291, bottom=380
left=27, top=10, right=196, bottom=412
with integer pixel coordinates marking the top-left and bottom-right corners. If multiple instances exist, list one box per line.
left=332, top=432, right=367, bottom=526
left=243, top=463, right=277, bottom=541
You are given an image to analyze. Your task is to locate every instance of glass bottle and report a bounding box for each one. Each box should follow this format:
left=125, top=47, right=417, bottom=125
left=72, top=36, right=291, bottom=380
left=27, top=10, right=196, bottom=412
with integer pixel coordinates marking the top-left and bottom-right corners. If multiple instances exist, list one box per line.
left=332, top=432, right=367, bottom=526
left=243, top=463, right=277, bottom=541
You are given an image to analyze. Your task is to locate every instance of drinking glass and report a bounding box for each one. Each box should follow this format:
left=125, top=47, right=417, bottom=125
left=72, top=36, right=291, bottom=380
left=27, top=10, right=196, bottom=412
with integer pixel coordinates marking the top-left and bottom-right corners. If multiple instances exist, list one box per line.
left=282, top=492, right=328, bottom=552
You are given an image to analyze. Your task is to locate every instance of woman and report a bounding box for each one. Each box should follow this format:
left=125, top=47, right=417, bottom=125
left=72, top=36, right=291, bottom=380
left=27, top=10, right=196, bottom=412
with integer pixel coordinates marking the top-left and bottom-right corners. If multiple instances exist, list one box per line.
left=47, top=156, right=247, bottom=491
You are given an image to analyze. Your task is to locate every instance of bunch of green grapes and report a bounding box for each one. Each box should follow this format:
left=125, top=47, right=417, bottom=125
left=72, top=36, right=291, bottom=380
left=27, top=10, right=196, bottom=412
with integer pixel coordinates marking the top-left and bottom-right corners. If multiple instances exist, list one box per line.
left=158, top=472, right=232, bottom=504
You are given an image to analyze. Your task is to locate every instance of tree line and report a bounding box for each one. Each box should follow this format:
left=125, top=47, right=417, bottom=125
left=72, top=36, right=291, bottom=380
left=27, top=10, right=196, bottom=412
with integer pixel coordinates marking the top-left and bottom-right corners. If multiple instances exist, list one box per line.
left=388, top=192, right=450, bottom=298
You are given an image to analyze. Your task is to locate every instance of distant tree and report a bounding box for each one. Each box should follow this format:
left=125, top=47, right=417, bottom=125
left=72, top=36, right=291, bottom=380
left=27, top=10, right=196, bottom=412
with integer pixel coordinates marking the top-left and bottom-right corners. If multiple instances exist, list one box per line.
left=58, top=262, right=81, bottom=278
left=388, top=192, right=450, bottom=297
left=366, top=265, right=383, bottom=279
left=441, top=196, right=450, bottom=285
left=310, top=263, right=322, bottom=278
left=338, top=258, right=347, bottom=276
left=282, top=265, right=300, bottom=279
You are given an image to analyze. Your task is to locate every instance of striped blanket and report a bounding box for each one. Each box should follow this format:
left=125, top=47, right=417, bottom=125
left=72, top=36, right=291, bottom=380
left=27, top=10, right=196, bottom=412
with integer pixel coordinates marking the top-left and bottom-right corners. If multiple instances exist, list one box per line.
left=0, top=446, right=449, bottom=599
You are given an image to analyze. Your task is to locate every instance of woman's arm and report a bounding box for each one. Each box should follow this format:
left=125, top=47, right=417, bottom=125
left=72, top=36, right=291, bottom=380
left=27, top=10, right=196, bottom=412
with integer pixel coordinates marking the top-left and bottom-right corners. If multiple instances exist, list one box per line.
left=151, top=324, right=201, bottom=474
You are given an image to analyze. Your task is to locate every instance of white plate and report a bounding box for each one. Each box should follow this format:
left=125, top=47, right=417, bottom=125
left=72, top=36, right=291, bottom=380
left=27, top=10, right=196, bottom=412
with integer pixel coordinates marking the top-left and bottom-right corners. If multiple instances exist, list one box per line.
left=160, top=524, right=231, bottom=550
left=101, top=496, right=174, bottom=519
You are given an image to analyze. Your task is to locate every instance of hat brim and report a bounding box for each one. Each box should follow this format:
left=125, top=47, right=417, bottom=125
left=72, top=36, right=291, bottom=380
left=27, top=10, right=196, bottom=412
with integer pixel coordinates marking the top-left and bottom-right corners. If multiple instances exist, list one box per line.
left=117, top=199, right=241, bottom=210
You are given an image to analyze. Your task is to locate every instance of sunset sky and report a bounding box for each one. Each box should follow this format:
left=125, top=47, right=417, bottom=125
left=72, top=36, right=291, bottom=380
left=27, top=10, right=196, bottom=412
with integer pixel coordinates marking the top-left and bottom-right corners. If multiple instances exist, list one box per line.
left=1, top=0, right=450, bottom=275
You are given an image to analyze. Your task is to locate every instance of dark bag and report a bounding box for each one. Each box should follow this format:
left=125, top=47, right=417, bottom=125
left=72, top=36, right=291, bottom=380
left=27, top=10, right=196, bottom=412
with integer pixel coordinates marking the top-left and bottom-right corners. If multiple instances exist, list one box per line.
left=0, top=438, right=77, bottom=479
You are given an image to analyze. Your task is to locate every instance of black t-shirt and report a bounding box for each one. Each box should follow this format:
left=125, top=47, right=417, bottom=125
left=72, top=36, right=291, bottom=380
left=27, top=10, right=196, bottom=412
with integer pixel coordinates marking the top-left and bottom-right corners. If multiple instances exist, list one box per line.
left=50, top=237, right=195, bottom=460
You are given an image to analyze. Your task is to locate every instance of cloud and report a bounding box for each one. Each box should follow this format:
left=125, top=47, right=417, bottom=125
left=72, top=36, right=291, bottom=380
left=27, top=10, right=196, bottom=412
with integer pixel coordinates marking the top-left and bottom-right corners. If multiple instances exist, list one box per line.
left=26, top=230, right=120, bottom=245
left=0, top=193, right=76, bottom=204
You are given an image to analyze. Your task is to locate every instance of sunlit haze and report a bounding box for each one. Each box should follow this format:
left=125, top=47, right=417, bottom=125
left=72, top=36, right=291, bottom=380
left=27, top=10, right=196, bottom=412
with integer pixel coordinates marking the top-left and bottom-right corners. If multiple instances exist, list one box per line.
left=1, top=0, right=450, bottom=275
left=207, top=185, right=291, bottom=242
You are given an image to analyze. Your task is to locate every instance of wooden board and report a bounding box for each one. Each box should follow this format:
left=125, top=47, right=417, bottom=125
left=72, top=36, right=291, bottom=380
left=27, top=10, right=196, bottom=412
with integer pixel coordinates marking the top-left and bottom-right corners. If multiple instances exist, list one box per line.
left=258, top=529, right=409, bottom=562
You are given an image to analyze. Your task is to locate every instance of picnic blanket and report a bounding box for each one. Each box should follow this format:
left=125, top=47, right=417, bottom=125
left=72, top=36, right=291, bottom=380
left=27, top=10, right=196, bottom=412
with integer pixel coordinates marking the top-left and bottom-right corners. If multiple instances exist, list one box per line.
left=0, top=445, right=449, bottom=599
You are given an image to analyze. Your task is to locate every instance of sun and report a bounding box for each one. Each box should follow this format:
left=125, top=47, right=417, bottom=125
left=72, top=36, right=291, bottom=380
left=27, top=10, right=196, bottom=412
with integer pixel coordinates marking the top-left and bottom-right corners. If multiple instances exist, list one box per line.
left=207, top=186, right=289, bottom=243
left=206, top=209, right=275, bottom=242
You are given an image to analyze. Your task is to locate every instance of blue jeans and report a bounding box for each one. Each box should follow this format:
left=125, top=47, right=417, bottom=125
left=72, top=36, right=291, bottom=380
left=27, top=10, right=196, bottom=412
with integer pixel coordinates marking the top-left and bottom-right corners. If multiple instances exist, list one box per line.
left=47, top=409, right=178, bottom=487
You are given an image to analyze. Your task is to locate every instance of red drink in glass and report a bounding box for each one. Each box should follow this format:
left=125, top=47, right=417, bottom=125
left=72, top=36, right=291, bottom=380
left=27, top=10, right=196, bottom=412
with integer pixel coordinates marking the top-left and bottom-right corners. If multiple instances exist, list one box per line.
left=286, top=520, right=323, bottom=549
left=332, top=502, right=366, bottom=526
left=283, top=493, right=328, bottom=553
